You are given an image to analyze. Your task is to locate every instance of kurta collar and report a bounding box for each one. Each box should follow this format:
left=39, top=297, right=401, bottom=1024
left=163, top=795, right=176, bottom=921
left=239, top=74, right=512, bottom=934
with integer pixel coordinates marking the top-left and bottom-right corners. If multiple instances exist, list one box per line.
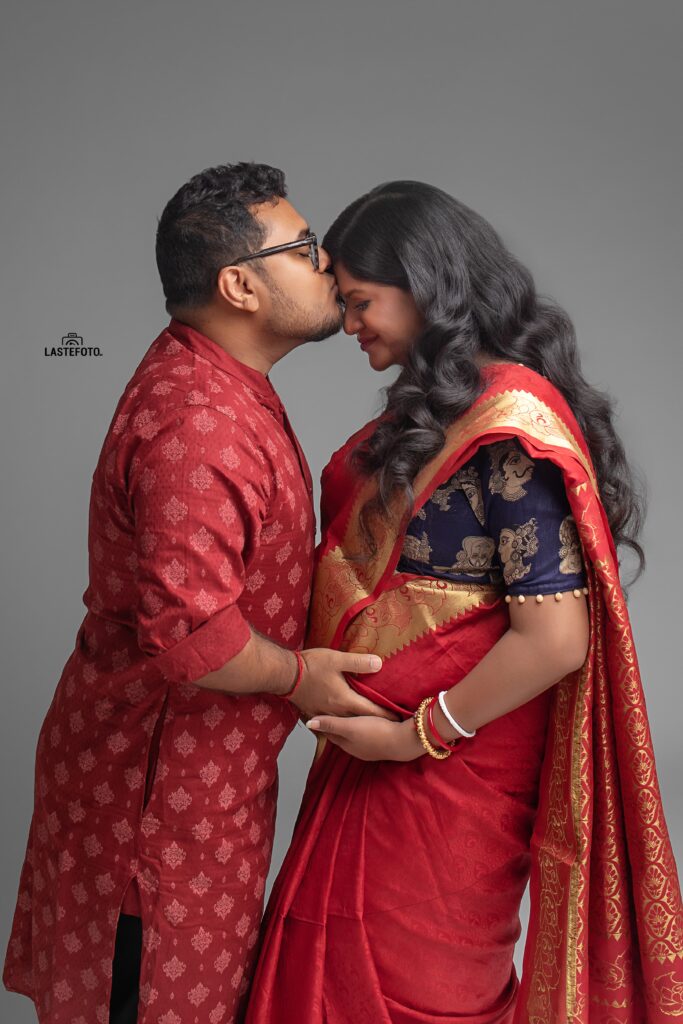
left=167, top=318, right=282, bottom=410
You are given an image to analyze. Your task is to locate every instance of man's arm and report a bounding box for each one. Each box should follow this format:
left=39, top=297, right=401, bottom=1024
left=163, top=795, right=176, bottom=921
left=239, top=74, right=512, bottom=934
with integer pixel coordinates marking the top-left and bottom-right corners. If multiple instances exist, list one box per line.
left=129, top=413, right=390, bottom=719
left=195, top=629, right=390, bottom=719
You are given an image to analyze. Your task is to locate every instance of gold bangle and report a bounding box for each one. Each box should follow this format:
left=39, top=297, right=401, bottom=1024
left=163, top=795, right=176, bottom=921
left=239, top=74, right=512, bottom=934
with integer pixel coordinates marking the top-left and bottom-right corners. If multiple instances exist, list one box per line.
left=414, top=698, right=451, bottom=760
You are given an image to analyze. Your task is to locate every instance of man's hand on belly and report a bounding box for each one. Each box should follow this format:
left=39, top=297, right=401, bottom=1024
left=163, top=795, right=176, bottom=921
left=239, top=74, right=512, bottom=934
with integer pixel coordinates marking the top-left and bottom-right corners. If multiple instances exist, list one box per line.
left=290, top=648, right=396, bottom=721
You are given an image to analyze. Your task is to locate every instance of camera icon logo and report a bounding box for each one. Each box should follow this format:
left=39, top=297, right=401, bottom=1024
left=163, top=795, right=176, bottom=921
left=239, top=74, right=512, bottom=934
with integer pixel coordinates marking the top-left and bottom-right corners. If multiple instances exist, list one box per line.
left=62, top=333, right=83, bottom=346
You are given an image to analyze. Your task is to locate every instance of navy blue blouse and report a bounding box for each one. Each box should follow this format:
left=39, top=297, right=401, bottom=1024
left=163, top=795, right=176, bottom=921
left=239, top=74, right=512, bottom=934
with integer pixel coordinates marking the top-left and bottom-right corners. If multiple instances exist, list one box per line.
left=397, top=439, right=586, bottom=596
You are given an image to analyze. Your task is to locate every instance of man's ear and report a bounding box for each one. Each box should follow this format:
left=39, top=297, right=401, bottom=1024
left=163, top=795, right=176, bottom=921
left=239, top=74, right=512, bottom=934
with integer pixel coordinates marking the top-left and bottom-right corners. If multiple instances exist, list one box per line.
left=216, top=266, right=260, bottom=313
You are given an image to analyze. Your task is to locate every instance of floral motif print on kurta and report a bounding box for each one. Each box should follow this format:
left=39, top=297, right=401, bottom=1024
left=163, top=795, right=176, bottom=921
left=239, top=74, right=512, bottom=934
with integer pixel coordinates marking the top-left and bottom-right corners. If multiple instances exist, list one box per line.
left=3, top=319, right=315, bottom=1024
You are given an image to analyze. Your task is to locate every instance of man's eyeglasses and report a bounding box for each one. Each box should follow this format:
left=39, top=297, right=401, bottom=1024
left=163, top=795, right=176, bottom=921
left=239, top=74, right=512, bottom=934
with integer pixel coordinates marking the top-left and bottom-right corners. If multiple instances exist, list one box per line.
left=233, top=233, right=320, bottom=271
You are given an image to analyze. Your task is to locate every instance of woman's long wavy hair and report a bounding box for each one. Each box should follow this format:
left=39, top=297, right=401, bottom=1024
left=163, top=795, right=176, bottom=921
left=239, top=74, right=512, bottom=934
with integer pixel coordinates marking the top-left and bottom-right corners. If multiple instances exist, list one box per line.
left=323, top=181, right=645, bottom=582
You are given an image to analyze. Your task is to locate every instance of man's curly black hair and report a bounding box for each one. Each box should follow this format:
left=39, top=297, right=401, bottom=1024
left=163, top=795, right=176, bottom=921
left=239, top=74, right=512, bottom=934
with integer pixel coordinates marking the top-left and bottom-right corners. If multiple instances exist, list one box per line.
left=155, top=162, right=287, bottom=313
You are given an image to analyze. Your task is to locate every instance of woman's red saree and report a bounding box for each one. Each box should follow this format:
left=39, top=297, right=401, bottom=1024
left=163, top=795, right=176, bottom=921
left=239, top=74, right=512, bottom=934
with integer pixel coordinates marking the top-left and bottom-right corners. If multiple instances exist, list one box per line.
left=245, top=364, right=683, bottom=1023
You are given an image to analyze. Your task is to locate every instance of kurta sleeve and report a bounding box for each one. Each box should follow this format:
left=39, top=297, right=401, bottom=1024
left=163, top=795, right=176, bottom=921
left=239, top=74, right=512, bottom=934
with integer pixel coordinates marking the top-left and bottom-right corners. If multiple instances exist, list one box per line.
left=127, top=410, right=272, bottom=684
left=481, top=438, right=587, bottom=596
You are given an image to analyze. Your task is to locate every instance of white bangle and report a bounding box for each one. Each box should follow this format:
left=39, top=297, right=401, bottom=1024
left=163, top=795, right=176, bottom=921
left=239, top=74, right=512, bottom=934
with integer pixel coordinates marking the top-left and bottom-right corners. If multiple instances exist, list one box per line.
left=438, top=691, right=476, bottom=739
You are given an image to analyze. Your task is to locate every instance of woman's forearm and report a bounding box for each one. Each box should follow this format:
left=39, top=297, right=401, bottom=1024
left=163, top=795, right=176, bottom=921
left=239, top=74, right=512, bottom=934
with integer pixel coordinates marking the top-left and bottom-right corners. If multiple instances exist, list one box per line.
left=433, top=595, right=590, bottom=740
left=305, top=596, right=590, bottom=762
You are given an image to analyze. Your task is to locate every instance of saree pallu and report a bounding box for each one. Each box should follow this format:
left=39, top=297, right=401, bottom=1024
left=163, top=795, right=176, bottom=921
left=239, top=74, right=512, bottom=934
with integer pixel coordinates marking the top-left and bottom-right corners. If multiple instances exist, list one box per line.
left=245, top=365, right=683, bottom=1023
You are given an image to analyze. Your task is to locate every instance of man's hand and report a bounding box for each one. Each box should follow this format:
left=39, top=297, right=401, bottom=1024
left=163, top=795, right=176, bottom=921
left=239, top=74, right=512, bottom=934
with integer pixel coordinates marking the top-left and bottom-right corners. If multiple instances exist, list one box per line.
left=289, top=649, right=396, bottom=720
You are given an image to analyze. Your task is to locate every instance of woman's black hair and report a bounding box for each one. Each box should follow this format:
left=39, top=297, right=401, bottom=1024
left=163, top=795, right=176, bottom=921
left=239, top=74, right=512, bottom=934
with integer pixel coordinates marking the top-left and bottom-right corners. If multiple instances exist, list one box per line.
left=323, top=181, right=645, bottom=582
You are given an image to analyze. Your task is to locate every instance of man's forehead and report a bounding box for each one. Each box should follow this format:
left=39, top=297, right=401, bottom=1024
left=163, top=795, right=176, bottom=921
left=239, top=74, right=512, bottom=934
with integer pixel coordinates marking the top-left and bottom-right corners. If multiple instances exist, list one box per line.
left=253, top=197, right=308, bottom=243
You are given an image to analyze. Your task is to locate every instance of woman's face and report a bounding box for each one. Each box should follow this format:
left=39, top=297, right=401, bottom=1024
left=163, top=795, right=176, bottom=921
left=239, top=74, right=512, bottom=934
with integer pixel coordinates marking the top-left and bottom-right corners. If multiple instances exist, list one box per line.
left=334, top=263, right=424, bottom=371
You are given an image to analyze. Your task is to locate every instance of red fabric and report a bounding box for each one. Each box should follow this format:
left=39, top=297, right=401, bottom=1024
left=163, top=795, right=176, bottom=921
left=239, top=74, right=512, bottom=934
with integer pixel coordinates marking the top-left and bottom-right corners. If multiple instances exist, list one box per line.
left=245, top=365, right=683, bottom=1023
left=246, top=590, right=546, bottom=1024
left=3, top=320, right=315, bottom=1023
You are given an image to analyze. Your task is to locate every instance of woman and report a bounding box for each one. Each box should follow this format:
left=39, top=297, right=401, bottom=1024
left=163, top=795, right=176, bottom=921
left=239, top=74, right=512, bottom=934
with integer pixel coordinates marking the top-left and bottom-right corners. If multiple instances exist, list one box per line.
left=244, top=183, right=683, bottom=1023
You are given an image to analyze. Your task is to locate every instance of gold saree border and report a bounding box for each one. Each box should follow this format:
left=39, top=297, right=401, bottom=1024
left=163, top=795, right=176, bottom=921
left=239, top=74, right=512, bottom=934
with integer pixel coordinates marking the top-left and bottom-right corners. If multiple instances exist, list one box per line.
left=599, top=553, right=683, bottom=968
left=526, top=495, right=683, bottom=1022
left=340, top=579, right=501, bottom=660
left=567, top=566, right=595, bottom=1020
left=412, top=387, right=597, bottom=503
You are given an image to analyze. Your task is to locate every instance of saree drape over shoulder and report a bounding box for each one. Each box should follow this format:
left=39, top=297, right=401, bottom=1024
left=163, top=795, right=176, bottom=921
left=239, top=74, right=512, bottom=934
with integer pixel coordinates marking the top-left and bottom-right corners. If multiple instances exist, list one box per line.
left=245, top=364, right=683, bottom=1023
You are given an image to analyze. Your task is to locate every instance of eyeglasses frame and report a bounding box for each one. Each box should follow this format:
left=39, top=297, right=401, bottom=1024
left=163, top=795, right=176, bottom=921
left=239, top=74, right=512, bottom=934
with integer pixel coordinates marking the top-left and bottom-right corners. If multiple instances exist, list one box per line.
left=232, top=233, right=320, bottom=271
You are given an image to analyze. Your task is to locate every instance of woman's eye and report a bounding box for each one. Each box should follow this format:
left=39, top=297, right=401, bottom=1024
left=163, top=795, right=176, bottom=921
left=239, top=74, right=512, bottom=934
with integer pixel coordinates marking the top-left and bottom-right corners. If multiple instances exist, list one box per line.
left=355, top=301, right=370, bottom=311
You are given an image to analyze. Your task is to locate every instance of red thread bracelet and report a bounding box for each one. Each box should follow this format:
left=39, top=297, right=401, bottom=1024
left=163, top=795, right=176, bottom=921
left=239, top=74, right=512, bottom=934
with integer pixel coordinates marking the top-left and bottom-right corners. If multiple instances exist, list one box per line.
left=282, top=650, right=305, bottom=700
left=427, top=696, right=459, bottom=751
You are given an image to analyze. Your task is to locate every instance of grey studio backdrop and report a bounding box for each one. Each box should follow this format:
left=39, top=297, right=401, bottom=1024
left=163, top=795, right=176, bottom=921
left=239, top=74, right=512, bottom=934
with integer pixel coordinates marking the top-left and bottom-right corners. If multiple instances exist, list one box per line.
left=2, top=1, right=682, bottom=1019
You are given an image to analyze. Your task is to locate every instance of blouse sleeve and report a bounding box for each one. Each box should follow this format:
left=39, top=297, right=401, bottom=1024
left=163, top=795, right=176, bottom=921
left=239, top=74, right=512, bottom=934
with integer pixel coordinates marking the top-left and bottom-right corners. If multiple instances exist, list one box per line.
left=128, top=412, right=272, bottom=684
left=479, top=438, right=586, bottom=596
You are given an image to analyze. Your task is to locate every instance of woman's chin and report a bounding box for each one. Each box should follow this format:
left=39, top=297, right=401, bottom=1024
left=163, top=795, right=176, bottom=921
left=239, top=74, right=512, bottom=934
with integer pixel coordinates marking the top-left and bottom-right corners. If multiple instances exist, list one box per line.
left=366, top=348, right=397, bottom=372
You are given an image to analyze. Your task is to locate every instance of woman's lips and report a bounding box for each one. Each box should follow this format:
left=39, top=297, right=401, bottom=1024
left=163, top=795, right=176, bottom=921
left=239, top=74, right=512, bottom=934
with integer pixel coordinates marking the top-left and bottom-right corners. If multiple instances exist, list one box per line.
left=358, top=334, right=379, bottom=351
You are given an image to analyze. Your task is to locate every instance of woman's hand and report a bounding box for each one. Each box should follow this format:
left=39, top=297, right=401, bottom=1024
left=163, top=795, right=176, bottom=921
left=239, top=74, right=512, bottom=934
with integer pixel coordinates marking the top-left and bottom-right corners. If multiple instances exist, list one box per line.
left=306, top=714, right=424, bottom=762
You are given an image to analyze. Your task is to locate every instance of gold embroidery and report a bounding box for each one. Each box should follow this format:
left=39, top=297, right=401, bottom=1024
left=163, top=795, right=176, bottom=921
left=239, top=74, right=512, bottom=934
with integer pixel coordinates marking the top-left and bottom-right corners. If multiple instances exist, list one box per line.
left=526, top=568, right=594, bottom=1022
left=433, top=535, right=496, bottom=578
left=498, top=517, right=539, bottom=585
left=526, top=492, right=683, bottom=1018
left=430, top=478, right=459, bottom=512
left=559, top=515, right=583, bottom=575
left=414, top=387, right=598, bottom=499
left=588, top=994, right=629, bottom=1009
left=530, top=511, right=683, bottom=1017
left=652, top=971, right=683, bottom=1015
left=401, top=530, right=432, bottom=564
left=341, top=579, right=500, bottom=661
left=431, top=466, right=485, bottom=525
left=526, top=666, right=574, bottom=1023
left=589, top=950, right=631, bottom=990
left=567, top=567, right=597, bottom=1019
left=309, top=386, right=597, bottom=650
left=488, top=439, right=535, bottom=501
left=589, top=587, right=634, bottom=977
left=307, top=476, right=393, bottom=649
left=596, top=548, right=683, bottom=971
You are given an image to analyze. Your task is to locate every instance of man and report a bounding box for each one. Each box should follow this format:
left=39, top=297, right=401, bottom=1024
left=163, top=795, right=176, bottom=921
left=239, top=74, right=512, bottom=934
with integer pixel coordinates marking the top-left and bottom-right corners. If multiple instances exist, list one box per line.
left=3, top=163, right=385, bottom=1024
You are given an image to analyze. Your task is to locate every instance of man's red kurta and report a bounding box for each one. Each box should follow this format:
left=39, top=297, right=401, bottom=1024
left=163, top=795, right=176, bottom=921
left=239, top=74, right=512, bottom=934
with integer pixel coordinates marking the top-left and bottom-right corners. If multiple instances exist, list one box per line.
left=3, top=319, right=315, bottom=1024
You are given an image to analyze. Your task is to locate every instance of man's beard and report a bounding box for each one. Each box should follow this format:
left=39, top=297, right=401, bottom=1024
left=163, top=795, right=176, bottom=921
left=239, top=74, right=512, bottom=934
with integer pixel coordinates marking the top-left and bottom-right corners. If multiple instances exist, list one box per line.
left=264, top=276, right=343, bottom=343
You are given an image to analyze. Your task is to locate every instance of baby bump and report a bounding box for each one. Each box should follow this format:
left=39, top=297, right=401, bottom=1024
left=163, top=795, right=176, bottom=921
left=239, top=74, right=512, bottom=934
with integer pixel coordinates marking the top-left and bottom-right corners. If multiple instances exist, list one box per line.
left=358, top=701, right=550, bottom=1018
left=339, top=578, right=510, bottom=714
left=362, top=691, right=551, bottom=918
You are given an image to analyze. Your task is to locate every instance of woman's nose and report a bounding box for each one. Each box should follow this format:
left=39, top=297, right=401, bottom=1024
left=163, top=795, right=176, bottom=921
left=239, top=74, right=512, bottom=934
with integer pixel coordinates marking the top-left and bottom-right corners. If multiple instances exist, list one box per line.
left=317, top=245, right=333, bottom=274
left=343, top=308, right=359, bottom=335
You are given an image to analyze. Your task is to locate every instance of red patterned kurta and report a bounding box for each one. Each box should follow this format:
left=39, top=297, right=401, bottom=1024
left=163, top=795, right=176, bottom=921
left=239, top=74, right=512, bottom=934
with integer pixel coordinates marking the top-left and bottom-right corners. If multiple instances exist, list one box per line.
left=3, top=319, right=315, bottom=1024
